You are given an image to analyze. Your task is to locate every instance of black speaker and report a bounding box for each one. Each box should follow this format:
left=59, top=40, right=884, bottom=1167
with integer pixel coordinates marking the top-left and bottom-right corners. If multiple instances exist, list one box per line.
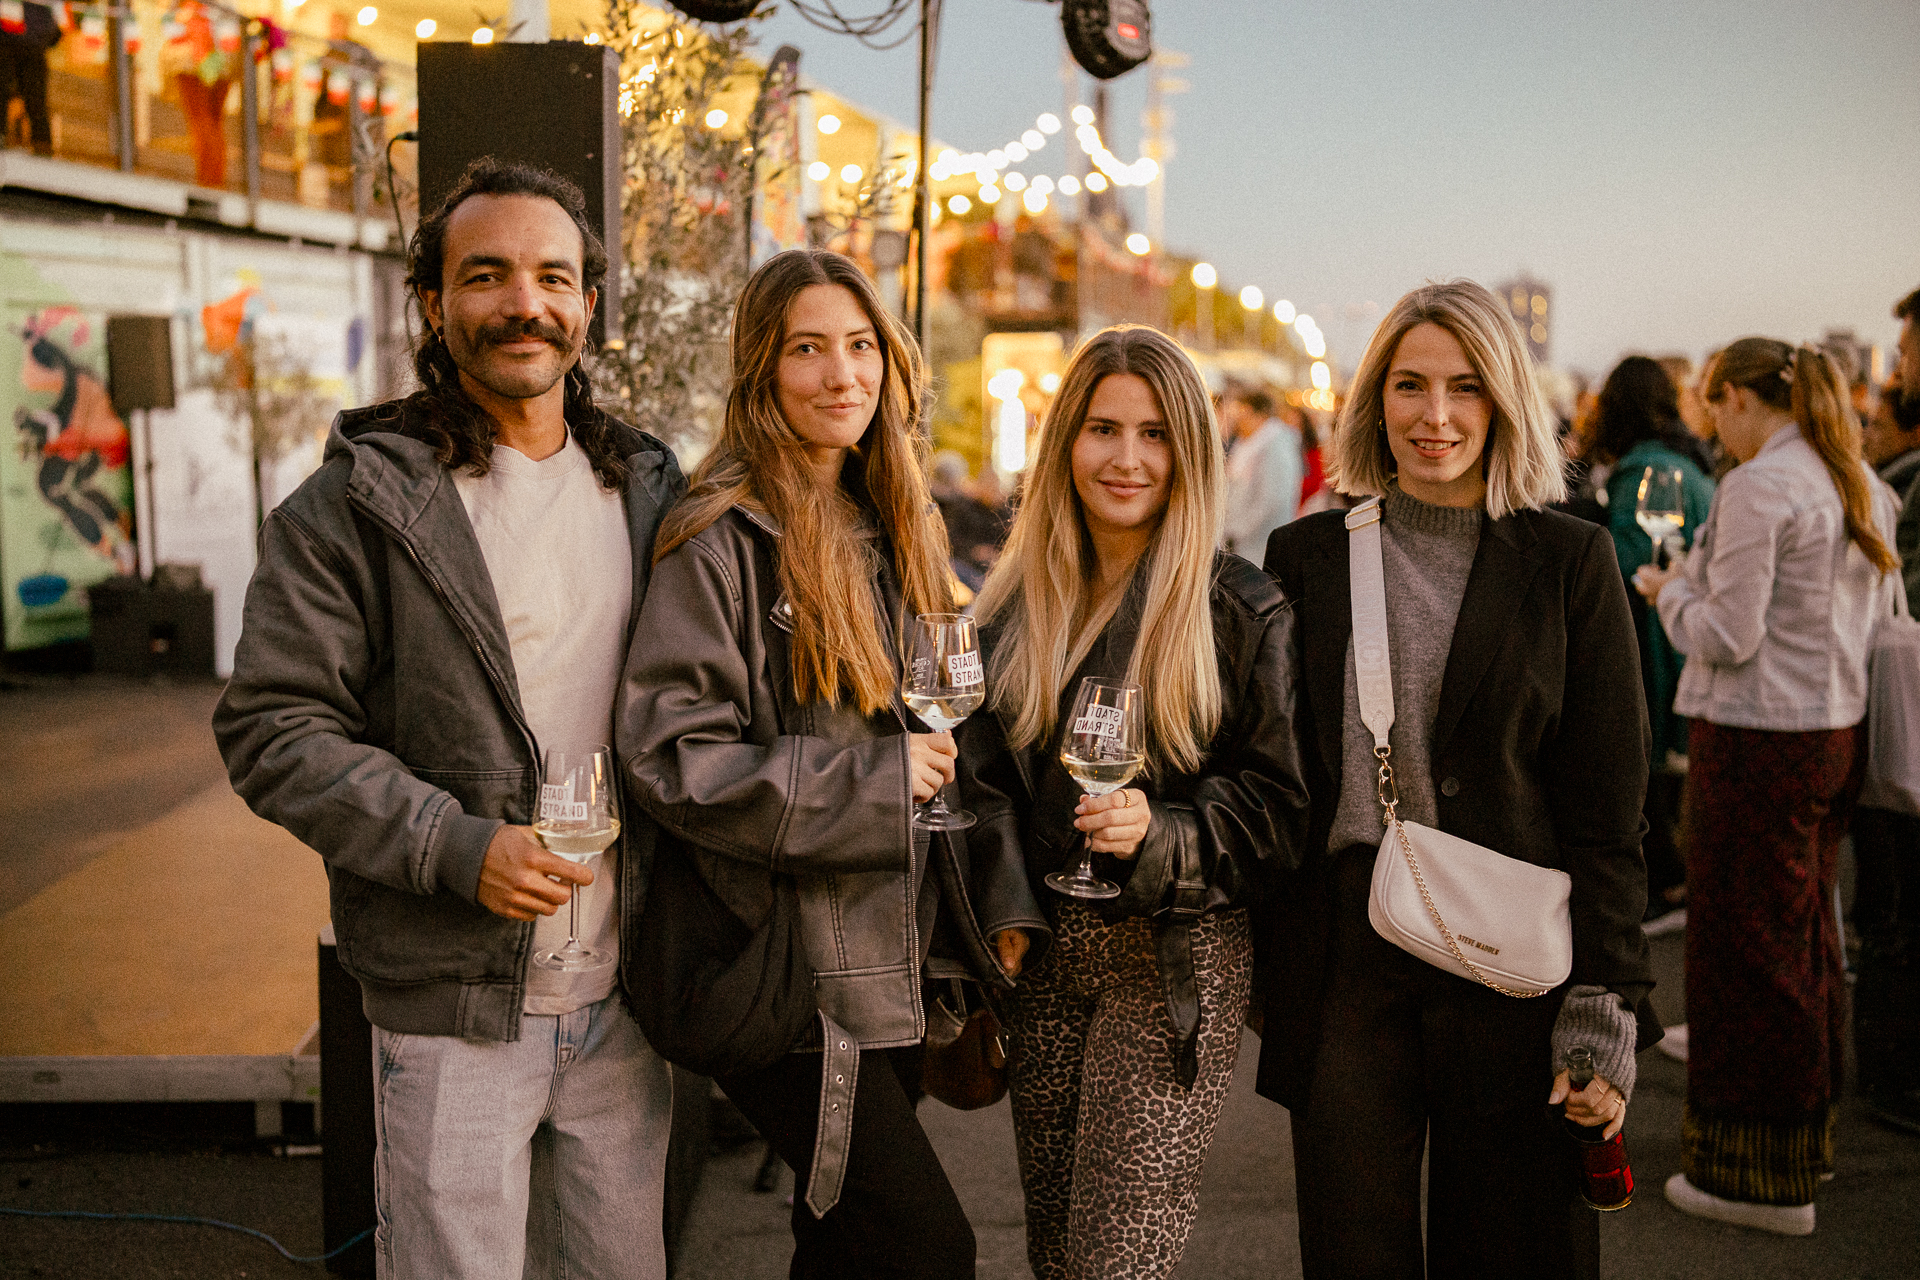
left=1063, top=0, right=1152, bottom=80
left=105, top=315, right=175, bottom=415
left=416, top=43, right=623, bottom=345
left=665, top=0, right=763, bottom=20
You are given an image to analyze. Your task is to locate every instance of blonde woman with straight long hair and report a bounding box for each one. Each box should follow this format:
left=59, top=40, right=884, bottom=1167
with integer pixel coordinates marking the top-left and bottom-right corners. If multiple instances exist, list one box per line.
left=618, top=250, right=1040, bottom=1279
left=1254, top=279, right=1659, bottom=1278
left=1636, top=339, right=1903, bottom=1235
left=959, top=325, right=1311, bottom=1279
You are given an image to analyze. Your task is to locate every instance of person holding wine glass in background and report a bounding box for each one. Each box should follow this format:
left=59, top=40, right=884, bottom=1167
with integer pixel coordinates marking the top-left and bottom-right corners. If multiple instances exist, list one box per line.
left=1256, top=280, right=1659, bottom=1279
left=958, top=324, right=1311, bottom=1280
left=618, top=249, right=1040, bottom=1279
left=1634, top=338, right=1904, bottom=1234
left=1586, top=356, right=1716, bottom=934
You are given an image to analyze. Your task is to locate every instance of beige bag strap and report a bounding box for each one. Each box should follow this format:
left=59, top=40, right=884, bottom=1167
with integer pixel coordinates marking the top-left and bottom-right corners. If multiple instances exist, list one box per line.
left=1347, top=498, right=1545, bottom=999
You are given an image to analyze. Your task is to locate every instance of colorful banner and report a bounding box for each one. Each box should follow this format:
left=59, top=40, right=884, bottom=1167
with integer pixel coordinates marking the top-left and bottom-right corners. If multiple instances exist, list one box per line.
left=1, top=306, right=135, bottom=650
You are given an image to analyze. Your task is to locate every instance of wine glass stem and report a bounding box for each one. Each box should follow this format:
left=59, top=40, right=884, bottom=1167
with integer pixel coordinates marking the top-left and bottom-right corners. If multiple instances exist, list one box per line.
left=1077, top=834, right=1096, bottom=880
left=566, top=881, right=581, bottom=949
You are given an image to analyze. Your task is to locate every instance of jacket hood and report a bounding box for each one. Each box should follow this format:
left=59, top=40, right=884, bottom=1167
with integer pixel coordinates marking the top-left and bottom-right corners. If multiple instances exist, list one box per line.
left=324, top=394, right=674, bottom=532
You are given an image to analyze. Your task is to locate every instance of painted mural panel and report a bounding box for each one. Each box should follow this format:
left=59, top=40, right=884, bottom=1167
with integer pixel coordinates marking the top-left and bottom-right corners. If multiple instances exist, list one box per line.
left=1, top=307, right=136, bottom=650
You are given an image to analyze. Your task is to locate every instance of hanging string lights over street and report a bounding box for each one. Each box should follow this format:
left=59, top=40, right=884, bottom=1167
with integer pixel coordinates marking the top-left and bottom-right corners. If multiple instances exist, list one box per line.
left=928, top=102, right=1159, bottom=211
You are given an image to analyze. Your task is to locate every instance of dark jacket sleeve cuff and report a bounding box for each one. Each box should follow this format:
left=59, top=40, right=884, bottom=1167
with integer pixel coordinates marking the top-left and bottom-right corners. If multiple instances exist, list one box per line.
left=434, top=807, right=504, bottom=902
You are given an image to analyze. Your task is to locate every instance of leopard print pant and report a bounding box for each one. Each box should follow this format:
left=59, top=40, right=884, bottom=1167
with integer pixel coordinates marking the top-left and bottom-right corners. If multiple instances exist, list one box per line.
left=1004, top=901, right=1253, bottom=1280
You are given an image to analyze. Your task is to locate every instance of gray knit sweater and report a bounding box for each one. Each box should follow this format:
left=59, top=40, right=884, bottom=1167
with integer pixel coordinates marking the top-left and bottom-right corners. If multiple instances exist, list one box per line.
left=1328, top=485, right=1639, bottom=1101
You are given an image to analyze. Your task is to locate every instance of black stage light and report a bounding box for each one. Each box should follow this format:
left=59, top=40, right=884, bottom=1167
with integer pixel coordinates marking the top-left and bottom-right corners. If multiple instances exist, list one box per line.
left=1063, top=0, right=1151, bottom=80
left=663, top=0, right=764, bottom=21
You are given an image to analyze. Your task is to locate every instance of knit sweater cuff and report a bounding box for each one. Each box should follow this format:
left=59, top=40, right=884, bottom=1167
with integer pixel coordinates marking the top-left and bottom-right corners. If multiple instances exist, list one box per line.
left=1550, top=985, right=1639, bottom=1103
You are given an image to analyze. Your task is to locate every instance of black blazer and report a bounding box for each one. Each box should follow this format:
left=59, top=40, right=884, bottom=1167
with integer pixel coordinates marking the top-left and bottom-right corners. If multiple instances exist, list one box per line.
left=1253, top=503, right=1661, bottom=1109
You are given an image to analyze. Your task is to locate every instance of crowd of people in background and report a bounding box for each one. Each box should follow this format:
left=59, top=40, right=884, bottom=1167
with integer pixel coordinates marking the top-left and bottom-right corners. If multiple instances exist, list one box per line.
left=216, top=152, right=1919, bottom=1280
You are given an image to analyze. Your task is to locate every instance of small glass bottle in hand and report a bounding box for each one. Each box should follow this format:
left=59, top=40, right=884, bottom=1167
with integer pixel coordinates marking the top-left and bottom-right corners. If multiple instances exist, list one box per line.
left=902, top=612, right=985, bottom=830
left=1563, top=1045, right=1635, bottom=1211
left=532, top=745, right=620, bottom=972
left=1046, top=677, right=1145, bottom=901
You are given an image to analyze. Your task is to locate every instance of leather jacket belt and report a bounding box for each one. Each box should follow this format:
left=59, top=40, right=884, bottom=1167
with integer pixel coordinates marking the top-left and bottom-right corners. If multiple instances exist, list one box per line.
left=805, top=1011, right=860, bottom=1218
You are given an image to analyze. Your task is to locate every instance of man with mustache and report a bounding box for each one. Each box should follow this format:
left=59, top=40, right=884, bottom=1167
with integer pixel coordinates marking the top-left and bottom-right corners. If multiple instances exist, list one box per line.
left=215, top=158, right=684, bottom=1279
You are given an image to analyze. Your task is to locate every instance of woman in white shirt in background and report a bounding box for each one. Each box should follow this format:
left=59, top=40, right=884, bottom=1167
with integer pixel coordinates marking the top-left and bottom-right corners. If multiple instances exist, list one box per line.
left=1636, top=337, right=1904, bottom=1236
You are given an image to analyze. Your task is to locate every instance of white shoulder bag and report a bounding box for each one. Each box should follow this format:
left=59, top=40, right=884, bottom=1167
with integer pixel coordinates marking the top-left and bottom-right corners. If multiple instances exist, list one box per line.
left=1858, top=573, right=1920, bottom=817
left=1347, top=498, right=1574, bottom=997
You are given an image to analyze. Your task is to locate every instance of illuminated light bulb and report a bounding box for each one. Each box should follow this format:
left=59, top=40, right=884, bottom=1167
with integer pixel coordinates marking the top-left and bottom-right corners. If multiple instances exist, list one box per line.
left=1023, top=188, right=1047, bottom=214
left=583, top=30, right=601, bottom=44
left=1040, top=372, right=1061, bottom=393
left=806, top=160, right=830, bottom=181
left=1084, top=172, right=1108, bottom=192
left=979, top=183, right=1001, bottom=203
left=1071, top=104, right=1095, bottom=125
left=356, top=5, right=375, bottom=25
left=1076, top=124, right=1100, bottom=149
left=928, top=161, right=949, bottom=181
left=1304, top=333, right=1327, bottom=359
left=987, top=368, right=1025, bottom=400
left=1005, top=141, right=1028, bottom=163
left=1058, top=175, right=1080, bottom=195
left=1294, top=312, right=1315, bottom=331
left=1135, top=157, right=1158, bottom=182
left=937, top=148, right=958, bottom=164
left=1240, top=285, right=1264, bottom=311
left=1037, top=113, right=1061, bottom=134
left=1125, top=232, right=1150, bottom=255
left=987, top=149, right=1007, bottom=169
left=1191, top=262, right=1217, bottom=289
left=705, top=108, right=727, bottom=129
left=1022, top=129, right=1044, bottom=150
left=1531, top=323, right=1547, bottom=342
left=840, top=163, right=863, bottom=183
left=1311, top=361, right=1332, bottom=390
left=817, top=113, right=841, bottom=135
left=471, top=26, right=493, bottom=43
left=1002, top=172, right=1027, bottom=191
left=1273, top=299, right=1295, bottom=324
left=948, top=194, right=972, bottom=215
left=1030, top=175, right=1054, bottom=195
left=414, top=17, right=434, bottom=37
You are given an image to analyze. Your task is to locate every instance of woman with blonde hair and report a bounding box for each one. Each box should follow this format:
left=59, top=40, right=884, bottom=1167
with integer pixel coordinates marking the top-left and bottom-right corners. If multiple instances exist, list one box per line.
left=959, top=324, right=1311, bottom=1279
left=1636, top=338, right=1903, bottom=1234
left=618, top=249, right=1039, bottom=1277
left=1254, top=279, right=1659, bottom=1277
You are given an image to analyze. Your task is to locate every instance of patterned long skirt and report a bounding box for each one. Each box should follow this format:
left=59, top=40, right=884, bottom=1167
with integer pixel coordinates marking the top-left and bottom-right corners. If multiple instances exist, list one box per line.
left=1682, top=717, right=1864, bottom=1205
left=1004, top=902, right=1252, bottom=1280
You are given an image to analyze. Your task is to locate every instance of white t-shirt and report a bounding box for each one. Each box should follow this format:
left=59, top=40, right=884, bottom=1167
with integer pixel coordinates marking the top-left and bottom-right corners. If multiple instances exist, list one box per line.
left=454, top=433, right=633, bottom=1015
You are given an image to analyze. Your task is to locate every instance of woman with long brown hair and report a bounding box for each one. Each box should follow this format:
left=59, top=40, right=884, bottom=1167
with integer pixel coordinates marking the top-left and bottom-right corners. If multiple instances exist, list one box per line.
left=617, top=249, right=1040, bottom=1277
left=1637, top=338, right=1904, bottom=1234
left=960, top=325, right=1310, bottom=1278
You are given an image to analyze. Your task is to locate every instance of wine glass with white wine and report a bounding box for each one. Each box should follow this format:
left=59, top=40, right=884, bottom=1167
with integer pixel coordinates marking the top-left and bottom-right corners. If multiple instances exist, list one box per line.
left=1045, top=677, right=1145, bottom=901
left=902, top=612, right=985, bottom=830
left=532, top=745, right=620, bottom=972
left=1635, top=466, right=1686, bottom=563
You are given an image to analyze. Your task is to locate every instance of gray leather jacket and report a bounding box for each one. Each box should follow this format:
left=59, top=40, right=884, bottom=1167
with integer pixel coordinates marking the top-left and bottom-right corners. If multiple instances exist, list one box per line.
left=617, top=505, right=1045, bottom=1048
left=213, top=398, right=684, bottom=1040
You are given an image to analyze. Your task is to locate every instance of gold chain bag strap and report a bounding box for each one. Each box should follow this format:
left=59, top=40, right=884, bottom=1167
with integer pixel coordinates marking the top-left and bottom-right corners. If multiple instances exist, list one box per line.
left=1346, top=499, right=1572, bottom=998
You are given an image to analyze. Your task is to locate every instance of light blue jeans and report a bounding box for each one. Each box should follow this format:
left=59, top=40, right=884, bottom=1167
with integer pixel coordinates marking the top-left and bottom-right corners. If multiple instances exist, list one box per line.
left=372, top=995, right=672, bottom=1280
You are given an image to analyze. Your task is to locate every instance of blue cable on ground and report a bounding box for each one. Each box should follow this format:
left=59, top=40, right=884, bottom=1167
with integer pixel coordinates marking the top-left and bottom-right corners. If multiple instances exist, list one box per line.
left=0, top=1206, right=374, bottom=1263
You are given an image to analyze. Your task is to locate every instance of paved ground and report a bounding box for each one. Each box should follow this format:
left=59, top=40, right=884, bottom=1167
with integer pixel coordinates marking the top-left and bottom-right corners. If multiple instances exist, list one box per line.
left=2, top=672, right=1916, bottom=1278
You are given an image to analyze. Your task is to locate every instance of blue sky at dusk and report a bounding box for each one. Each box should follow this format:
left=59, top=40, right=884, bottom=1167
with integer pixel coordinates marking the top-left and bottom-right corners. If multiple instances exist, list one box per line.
left=749, top=0, right=1920, bottom=378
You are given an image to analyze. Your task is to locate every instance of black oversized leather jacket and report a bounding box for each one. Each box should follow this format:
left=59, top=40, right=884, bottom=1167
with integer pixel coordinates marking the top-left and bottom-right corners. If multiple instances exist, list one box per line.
left=617, top=505, right=1045, bottom=1047
left=959, top=553, right=1313, bottom=1083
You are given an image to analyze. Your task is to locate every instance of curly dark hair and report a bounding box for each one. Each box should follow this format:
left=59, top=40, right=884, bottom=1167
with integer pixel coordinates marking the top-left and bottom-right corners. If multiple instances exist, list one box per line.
left=405, top=156, right=627, bottom=489
left=1592, top=355, right=1691, bottom=464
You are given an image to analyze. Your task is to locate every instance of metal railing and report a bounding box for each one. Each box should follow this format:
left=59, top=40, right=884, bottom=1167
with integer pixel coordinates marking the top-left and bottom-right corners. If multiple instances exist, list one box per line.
left=20, top=0, right=415, bottom=220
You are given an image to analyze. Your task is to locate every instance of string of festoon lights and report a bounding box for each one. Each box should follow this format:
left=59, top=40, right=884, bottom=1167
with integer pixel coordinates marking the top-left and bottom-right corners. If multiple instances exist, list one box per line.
left=928, top=104, right=1158, bottom=218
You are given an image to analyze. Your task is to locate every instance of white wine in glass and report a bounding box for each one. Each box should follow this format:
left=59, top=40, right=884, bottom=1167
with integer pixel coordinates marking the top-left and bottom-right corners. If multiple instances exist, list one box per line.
left=1046, top=677, right=1144, bottom=900
left=532, top=745, right=619, bottom=973
left=903, top=612, right=985, bottom=830
left=1635, top=466, right=1686, bottom=562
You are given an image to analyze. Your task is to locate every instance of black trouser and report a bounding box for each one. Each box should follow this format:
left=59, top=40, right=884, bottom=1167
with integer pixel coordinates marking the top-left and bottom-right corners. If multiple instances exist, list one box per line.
left=1853, top=805, right=1920, bottom=1098
left=717, top=1045, right=974, bottom=1280
left=1290, top=850, right=1598, bottom=1280
left=0, top=35, right=50, bottom=153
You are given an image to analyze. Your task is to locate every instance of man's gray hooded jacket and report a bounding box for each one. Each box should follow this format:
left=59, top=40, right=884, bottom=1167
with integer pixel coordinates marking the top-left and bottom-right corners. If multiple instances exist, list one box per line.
left=213, top=396, right=684, bottom=1040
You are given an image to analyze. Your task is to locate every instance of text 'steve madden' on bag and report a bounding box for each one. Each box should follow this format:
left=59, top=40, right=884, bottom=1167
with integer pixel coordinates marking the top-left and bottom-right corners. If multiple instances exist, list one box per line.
left=1346, top=499, right=1573, bottom=998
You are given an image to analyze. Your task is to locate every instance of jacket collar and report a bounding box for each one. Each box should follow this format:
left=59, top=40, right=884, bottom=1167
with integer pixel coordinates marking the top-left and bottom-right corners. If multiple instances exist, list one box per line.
left=1301, top=499, right=1544, bottom=772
